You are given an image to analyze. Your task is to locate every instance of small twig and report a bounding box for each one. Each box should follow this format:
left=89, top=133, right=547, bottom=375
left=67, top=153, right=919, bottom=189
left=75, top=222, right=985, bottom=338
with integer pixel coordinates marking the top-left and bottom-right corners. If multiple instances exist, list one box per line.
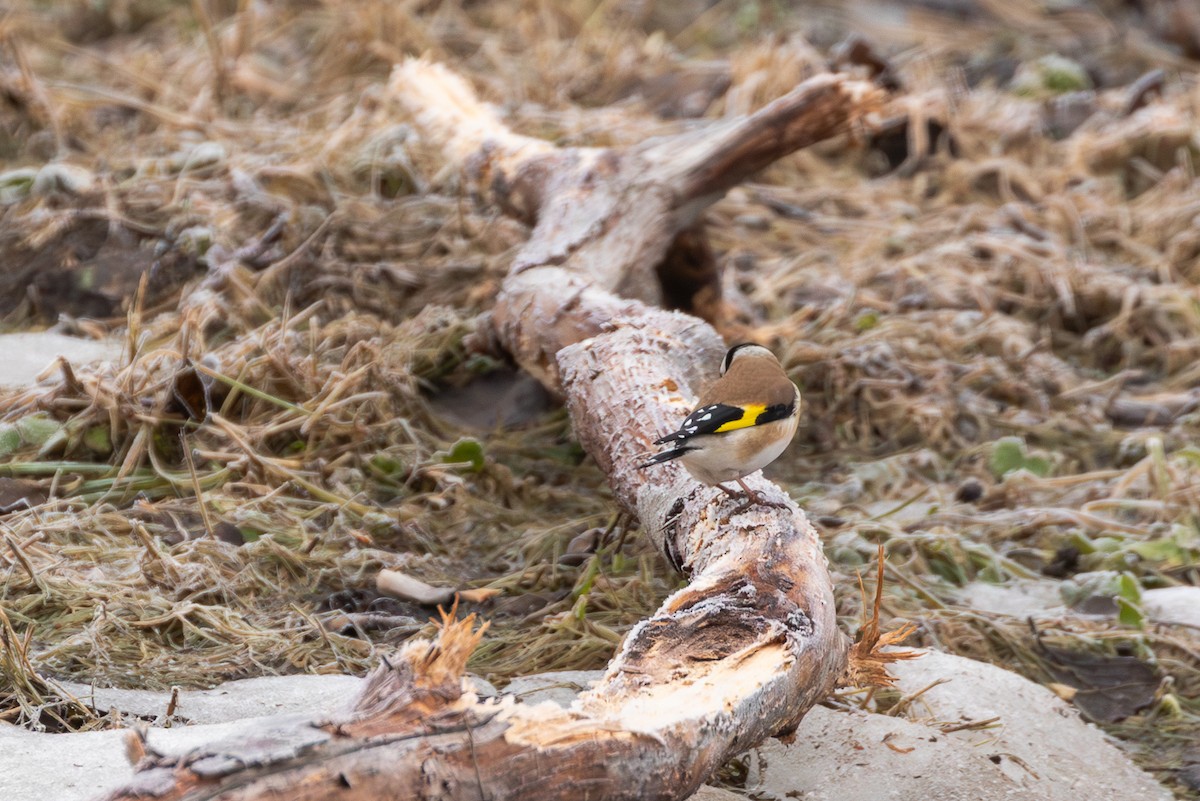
left=196, top=367, right=310, bottom=415
left=3, top=534, right=48, bottom=594
left=993, top=752, right=1040, bottom=780
left=180, top=431, right=216, bottom=540
left=882, top=731, right=914, bottom=753
left=292, top=603, right=339, bottom=662
left=56, top=357, right=85, bottom=397
left=165, top=687, right=180, bottom=720
left=886, top=678, right=951, bottom=718
left=939, top=716, right=1001, bottom=734
left=1123, top=69, right=1165, bottom=116
left=130, top=521, right=181, bottom=584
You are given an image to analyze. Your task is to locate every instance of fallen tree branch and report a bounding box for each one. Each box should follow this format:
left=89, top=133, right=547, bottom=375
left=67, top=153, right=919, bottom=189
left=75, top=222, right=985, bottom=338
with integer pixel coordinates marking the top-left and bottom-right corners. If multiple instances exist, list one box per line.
left=101, top=61, right=885, bottom=801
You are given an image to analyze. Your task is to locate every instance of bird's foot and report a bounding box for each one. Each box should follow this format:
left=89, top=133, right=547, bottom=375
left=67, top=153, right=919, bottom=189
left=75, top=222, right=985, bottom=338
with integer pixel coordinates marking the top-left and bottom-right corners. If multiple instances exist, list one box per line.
left=717, top=481, right=791, bottom=514
left=732, top=490, right=790, bottom=514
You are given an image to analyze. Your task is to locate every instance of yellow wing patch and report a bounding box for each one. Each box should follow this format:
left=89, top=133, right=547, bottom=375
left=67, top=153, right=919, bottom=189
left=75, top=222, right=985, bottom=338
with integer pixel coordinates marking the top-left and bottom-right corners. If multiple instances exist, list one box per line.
left=713, top=403, right=766, bottom=433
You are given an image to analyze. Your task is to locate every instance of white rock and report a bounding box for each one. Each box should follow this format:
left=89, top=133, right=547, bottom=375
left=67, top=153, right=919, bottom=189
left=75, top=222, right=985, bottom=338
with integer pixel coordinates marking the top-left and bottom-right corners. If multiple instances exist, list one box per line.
left=0, top=675, right=363, bottom=801
left=748, top=705, right=1018, bottom=801
left=959, top=580, right=1200, bottom=629
left=53, top=674, right=362, bottom=726
left=744, top=650, right=1169, bottom=801
left=1142, top=586, right=1200, bottom=628
left=0, top=711, right=331, bottom=801
left=31, top=163, right=96, bottom=196
left=955, top=578, right=1065, bottom=618
left=505, top=670, right=602, bottom=707
left=0, top=333, right=123, bottom=389
left=689, top=786, right=744, bottom=801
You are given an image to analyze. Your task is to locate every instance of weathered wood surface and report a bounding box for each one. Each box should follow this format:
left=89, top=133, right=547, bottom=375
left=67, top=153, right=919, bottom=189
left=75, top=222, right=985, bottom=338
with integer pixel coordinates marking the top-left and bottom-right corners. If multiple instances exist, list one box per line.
left=100, top=61, right=884, bottom=801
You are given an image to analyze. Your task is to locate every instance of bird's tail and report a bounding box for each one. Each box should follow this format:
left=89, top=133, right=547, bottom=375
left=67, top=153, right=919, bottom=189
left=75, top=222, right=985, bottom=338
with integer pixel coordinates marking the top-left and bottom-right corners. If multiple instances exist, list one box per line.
left=636, top=447, right=693, bottom=470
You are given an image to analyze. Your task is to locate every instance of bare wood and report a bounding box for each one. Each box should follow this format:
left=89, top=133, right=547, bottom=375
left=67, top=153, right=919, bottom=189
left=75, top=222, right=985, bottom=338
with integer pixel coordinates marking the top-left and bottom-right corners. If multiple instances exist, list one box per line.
left=101, top=61, right=883, bottom=801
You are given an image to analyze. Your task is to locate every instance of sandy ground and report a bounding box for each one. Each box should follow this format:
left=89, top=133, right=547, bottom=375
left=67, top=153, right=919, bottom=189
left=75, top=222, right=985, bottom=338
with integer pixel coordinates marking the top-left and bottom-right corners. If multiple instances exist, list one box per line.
left=1, top=648, right=1176, bottom=801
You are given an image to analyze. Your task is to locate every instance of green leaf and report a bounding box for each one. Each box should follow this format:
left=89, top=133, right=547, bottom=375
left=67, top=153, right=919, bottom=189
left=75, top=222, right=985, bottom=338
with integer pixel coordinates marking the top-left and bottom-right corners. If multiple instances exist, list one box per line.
left=0, top=424, right=19, bottom=457
left=444, top=438, right=485, bottom=472
left=15, top=415, right=63, bottom=447
left=854, top=310, right=880, bottom=332
left=83, top=426, right=112, bottom=455
left=1130, top=538, right=1189, bottom=567
left=1010, top=54, right=1092, bottom=97
left=1176, top=446, right=1200, bottom=468
left=369, top=453, right=405, bottom=477
left=1116, top=596, right=1144, bottom=628
left=1157, top=693, right=1183, bottom=718
left=1023, top=456, right=1051, bottom=477
left=1117, top=572, right=1142, bottom=603
left=239, top=528, right=262, bottom=543
left=573, top=556, right=600, bottom=598
left=978, top=563, right=1005, bottom=583
left=928, top=553, right=968, bottom=586
left=1067, top=531, right=1097, bottom=554
left=989, top=437, right=1053, bottom=478
left=989, top=437, right=1027, bottom=477
left=0, top=168, right=36, bottom=204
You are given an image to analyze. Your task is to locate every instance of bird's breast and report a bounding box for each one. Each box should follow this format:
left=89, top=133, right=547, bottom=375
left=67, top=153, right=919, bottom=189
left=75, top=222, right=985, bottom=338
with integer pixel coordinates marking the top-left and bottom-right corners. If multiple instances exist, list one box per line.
left=678, top=414, right=798, bottom=485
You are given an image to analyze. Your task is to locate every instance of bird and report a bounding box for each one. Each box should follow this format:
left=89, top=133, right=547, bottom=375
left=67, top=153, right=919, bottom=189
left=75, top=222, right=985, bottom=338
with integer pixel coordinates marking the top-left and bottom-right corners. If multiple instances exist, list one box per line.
left=637, top=343, right=801, bottom=511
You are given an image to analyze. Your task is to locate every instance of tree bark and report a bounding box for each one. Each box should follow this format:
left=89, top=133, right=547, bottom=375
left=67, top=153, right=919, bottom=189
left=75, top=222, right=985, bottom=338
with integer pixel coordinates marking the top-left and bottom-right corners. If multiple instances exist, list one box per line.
left=100, top=62, right=884, bottom=801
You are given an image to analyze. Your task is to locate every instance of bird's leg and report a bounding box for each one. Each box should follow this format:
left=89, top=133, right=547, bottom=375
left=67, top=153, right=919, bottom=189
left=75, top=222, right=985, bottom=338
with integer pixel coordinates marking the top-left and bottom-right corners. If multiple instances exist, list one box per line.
left=731, top=478, right=790, bottom=513
left=716, top=483, right=743, bottom=500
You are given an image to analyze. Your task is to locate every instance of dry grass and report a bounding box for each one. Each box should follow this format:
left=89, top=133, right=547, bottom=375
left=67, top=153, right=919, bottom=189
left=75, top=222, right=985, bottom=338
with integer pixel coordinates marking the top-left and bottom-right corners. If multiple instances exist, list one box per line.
left=0, top=0, right=1198, bottom=795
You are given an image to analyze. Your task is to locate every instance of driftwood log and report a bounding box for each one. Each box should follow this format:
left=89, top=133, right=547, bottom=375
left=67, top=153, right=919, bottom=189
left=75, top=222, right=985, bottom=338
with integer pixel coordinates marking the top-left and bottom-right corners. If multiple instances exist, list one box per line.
left=102, top=63, right=889, bottom=801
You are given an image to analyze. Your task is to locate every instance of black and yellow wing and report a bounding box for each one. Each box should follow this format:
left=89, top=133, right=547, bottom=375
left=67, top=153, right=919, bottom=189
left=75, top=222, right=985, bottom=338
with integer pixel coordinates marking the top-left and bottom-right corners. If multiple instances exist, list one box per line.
left=653, top=401, right=794, bottom=446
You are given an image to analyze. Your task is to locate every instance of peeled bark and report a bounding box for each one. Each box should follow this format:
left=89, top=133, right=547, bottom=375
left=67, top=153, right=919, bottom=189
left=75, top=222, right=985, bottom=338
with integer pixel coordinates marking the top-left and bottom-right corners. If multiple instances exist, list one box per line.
left=100, top=62, right=885, bottom=801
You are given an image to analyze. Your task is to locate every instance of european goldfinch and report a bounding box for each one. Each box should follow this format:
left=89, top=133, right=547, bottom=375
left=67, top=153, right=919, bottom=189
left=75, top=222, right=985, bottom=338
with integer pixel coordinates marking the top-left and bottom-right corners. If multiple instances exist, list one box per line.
left=638, top=343, right=800, bottom=510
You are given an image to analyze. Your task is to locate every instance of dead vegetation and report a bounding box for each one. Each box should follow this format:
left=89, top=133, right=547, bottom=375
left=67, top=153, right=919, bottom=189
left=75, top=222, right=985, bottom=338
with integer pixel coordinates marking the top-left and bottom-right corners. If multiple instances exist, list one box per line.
left=1, top=0, right=1199, bottom=796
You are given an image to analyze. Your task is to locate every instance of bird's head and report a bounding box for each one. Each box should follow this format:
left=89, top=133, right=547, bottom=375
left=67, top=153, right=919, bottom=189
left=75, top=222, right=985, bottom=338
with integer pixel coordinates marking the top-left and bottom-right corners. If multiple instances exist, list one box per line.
left=720, top=343, right=779, bottom=376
